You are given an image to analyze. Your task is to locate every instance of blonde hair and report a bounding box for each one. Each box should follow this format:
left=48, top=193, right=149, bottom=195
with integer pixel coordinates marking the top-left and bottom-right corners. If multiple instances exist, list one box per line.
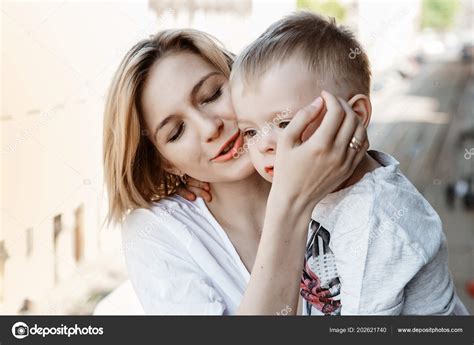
left=103, top=29, right=234, bottom=224
left=232, top=11, right=371, bottom=97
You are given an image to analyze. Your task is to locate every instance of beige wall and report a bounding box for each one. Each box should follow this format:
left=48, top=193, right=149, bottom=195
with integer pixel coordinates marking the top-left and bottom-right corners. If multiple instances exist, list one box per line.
left=0, top=0, right=160, bottom=314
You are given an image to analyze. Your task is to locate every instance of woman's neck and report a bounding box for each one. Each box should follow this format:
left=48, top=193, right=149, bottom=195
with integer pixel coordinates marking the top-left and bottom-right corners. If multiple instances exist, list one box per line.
left=205, top=171, right=271, bottom=235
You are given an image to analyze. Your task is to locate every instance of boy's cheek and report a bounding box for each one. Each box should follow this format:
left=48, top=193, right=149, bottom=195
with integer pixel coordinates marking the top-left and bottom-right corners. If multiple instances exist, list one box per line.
left=247, top=147, right=262, bottom=169
left=248, top=148, right=273, bottom=182
left=255, top=168, right=273, bottom=183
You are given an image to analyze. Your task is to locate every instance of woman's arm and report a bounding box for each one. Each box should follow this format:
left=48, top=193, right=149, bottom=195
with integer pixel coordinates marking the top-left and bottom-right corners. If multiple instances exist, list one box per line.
left=237, top=91, right=368, bottom=314
left=237, top=194, right=312, bottom=314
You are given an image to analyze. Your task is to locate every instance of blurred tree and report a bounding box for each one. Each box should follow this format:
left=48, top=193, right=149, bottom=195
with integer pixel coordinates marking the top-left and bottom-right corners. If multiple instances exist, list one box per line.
left=421, top=0, right=459, bottom=31
left=297, top=0, right=347, bottom=23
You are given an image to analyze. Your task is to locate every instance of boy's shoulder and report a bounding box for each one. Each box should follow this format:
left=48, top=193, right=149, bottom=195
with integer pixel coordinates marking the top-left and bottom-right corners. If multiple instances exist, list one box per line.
left=312, top=150, right=406, bottom=225
left=313, top=150, right=443, bottom=262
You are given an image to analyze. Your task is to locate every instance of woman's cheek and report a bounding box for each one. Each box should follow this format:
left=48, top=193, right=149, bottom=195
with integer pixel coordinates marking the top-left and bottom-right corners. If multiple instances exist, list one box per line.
left=215, top=88, right=237, bottom=121
left=174, top=145, right=199, bottom=169
left=160, top=143, right=195, bottom=173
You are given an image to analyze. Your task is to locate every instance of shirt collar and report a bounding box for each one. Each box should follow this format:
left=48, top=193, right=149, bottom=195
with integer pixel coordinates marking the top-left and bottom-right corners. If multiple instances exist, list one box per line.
left=367, top=150, right=400, bottom=168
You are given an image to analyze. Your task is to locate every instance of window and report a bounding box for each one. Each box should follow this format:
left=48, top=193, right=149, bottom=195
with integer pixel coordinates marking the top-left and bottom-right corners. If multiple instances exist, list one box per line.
left=26, top=228, right=33, bottom=257
left=0, top=241, right=9, bottom=303
left=53, top=214, right=62, bottom=285
left=74, top=205, right=84, bottom=263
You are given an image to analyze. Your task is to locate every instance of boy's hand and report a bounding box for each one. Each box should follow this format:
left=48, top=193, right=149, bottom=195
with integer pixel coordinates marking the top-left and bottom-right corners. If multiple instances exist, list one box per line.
left=176, top=177, right=212, bottom=202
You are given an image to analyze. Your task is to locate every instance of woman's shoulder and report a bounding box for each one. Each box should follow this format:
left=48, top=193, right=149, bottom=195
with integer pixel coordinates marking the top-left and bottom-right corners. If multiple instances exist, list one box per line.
left=121, top=195, right=211, bottom=246
left=152, top=194, right=203, bottom=214
left=125, top=195, right=203, bottom=223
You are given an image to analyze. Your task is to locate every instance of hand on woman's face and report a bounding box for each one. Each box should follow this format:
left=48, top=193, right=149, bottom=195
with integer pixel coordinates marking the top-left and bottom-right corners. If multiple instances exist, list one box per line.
left=140, top=52, right=255, bottom=183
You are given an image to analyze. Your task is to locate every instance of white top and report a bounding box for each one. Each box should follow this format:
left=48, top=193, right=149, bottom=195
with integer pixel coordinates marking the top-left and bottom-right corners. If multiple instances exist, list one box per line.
left=93, top=280, right=145, bottom=315
left=122, top=194, right=250, bottom=315
left=122, top=150, right=469, bottom=315
left=302, top=150, right=468, bottom=315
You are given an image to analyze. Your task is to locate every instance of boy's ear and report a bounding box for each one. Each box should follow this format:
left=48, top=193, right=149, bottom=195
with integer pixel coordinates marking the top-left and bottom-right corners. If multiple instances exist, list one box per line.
left=347, top=94, right=372, bottom=128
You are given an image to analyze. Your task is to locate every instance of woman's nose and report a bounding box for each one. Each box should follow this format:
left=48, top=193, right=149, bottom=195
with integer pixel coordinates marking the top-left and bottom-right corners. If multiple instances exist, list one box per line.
left=199, top=114, right=224, bottom=143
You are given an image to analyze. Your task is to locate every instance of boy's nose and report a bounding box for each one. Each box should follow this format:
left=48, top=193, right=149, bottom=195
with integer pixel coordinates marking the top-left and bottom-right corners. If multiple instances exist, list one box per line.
left=257, top=130, right=277, bottom=154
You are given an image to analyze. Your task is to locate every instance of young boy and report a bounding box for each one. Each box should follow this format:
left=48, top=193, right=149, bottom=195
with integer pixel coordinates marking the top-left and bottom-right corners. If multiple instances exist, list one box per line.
left=230, top=11, right=468, bottom=315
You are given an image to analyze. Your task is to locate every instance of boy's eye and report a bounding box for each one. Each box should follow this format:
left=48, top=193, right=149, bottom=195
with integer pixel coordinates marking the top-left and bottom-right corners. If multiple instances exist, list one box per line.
left=243, top=129, right=257, bottom=138
left=278, top=119, right=291, bottom=129
left=168, top=122, right=185, bottom=143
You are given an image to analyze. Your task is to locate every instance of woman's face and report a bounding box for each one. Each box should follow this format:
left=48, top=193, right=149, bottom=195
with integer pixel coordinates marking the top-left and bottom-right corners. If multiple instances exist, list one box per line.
left=140, top=52, right=255, bottom=183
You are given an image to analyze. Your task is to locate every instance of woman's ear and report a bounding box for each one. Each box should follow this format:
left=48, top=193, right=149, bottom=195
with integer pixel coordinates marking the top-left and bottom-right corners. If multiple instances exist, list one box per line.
left=347, top=94, right=372, bottom=128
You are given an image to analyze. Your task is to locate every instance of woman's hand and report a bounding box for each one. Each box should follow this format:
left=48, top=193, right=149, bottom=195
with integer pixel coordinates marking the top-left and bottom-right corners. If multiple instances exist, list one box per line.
left=271, top=90, right=369, bottom=218
left=176, top=178, right=212, bottom=202
left=239, top=90, right=368, bottom=315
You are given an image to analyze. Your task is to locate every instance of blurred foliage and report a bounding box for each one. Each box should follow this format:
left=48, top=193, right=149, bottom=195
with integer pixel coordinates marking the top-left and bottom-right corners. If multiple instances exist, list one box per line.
left=296, top=0, right=347, bottom=23
left=421, top=0, right=459, bottom=31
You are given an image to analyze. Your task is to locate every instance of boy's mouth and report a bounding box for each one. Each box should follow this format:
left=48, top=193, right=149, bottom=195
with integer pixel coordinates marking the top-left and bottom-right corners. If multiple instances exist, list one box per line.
left=211, top=130, right=243, bottom=163
left=264, top=166, right=274, bottom=176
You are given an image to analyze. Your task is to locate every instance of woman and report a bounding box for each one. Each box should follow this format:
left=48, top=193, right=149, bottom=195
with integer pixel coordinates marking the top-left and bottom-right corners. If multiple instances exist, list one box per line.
left=103, top=29, right=368, bottom=315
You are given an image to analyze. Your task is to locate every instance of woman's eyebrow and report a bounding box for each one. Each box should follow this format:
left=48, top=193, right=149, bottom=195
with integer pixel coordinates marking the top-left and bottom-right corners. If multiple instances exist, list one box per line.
left=154, top=114, right=175, bottom=139
left=154, top=72, right=220, bottom=139
left=190, top=71, right=220, bottom=101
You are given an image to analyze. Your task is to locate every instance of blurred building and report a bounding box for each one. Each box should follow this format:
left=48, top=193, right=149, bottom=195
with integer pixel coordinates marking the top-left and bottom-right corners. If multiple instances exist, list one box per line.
left=1, top=0, right=471, bottom=315
left=0, top=0, right=159, bottom=314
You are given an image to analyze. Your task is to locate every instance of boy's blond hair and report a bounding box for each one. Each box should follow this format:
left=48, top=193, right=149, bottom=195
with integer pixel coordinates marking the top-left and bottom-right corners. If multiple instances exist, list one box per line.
left=232, top=11, right=371, bottom=97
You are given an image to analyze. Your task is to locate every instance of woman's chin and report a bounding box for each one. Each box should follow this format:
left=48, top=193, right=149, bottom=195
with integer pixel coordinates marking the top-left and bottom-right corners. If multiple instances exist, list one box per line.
left=227, top=154, right=256, bottom=179
left=207, top=154, right=255, bottom=182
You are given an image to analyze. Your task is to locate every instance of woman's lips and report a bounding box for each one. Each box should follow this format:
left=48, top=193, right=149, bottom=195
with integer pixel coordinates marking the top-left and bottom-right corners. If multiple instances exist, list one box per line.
left=211, top=131, right=244, bottom=163
left=264, top=166, right=274, bottom=176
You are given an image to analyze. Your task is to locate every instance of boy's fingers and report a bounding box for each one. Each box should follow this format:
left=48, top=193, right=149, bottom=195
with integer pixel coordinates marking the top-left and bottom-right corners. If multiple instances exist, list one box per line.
left=185, top=186, right=212, bottom=202
left=176, top=187, right=196, bottom=201
left=186, top=179, right=210, bottom=191
left=283, top=97, right=324, bottom=145
left=310, top=90, right=344, bottom=145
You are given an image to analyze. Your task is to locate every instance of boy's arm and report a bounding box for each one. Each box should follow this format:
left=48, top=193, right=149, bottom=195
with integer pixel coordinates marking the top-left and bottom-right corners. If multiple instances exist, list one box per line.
left=333, top=218, right=439, bottom=315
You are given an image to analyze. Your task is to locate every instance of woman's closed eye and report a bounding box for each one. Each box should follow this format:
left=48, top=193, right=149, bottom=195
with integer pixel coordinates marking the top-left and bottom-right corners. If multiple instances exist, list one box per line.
left=166, top=84, right=223, bottom=143
left=168, top=122, right=185, bottom=143
left=201, top=85, right=222, bottom=105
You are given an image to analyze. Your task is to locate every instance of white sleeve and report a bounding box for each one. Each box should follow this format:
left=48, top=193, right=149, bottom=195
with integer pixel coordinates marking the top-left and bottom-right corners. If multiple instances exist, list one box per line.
left=121, top=208, right=226, bottom=315
left=332, top=222, right=426, bottom=315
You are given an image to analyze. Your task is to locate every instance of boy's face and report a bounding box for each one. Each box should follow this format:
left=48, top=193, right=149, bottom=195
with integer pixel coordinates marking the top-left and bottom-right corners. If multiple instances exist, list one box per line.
left=231, top=56, right=325, bottom=182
